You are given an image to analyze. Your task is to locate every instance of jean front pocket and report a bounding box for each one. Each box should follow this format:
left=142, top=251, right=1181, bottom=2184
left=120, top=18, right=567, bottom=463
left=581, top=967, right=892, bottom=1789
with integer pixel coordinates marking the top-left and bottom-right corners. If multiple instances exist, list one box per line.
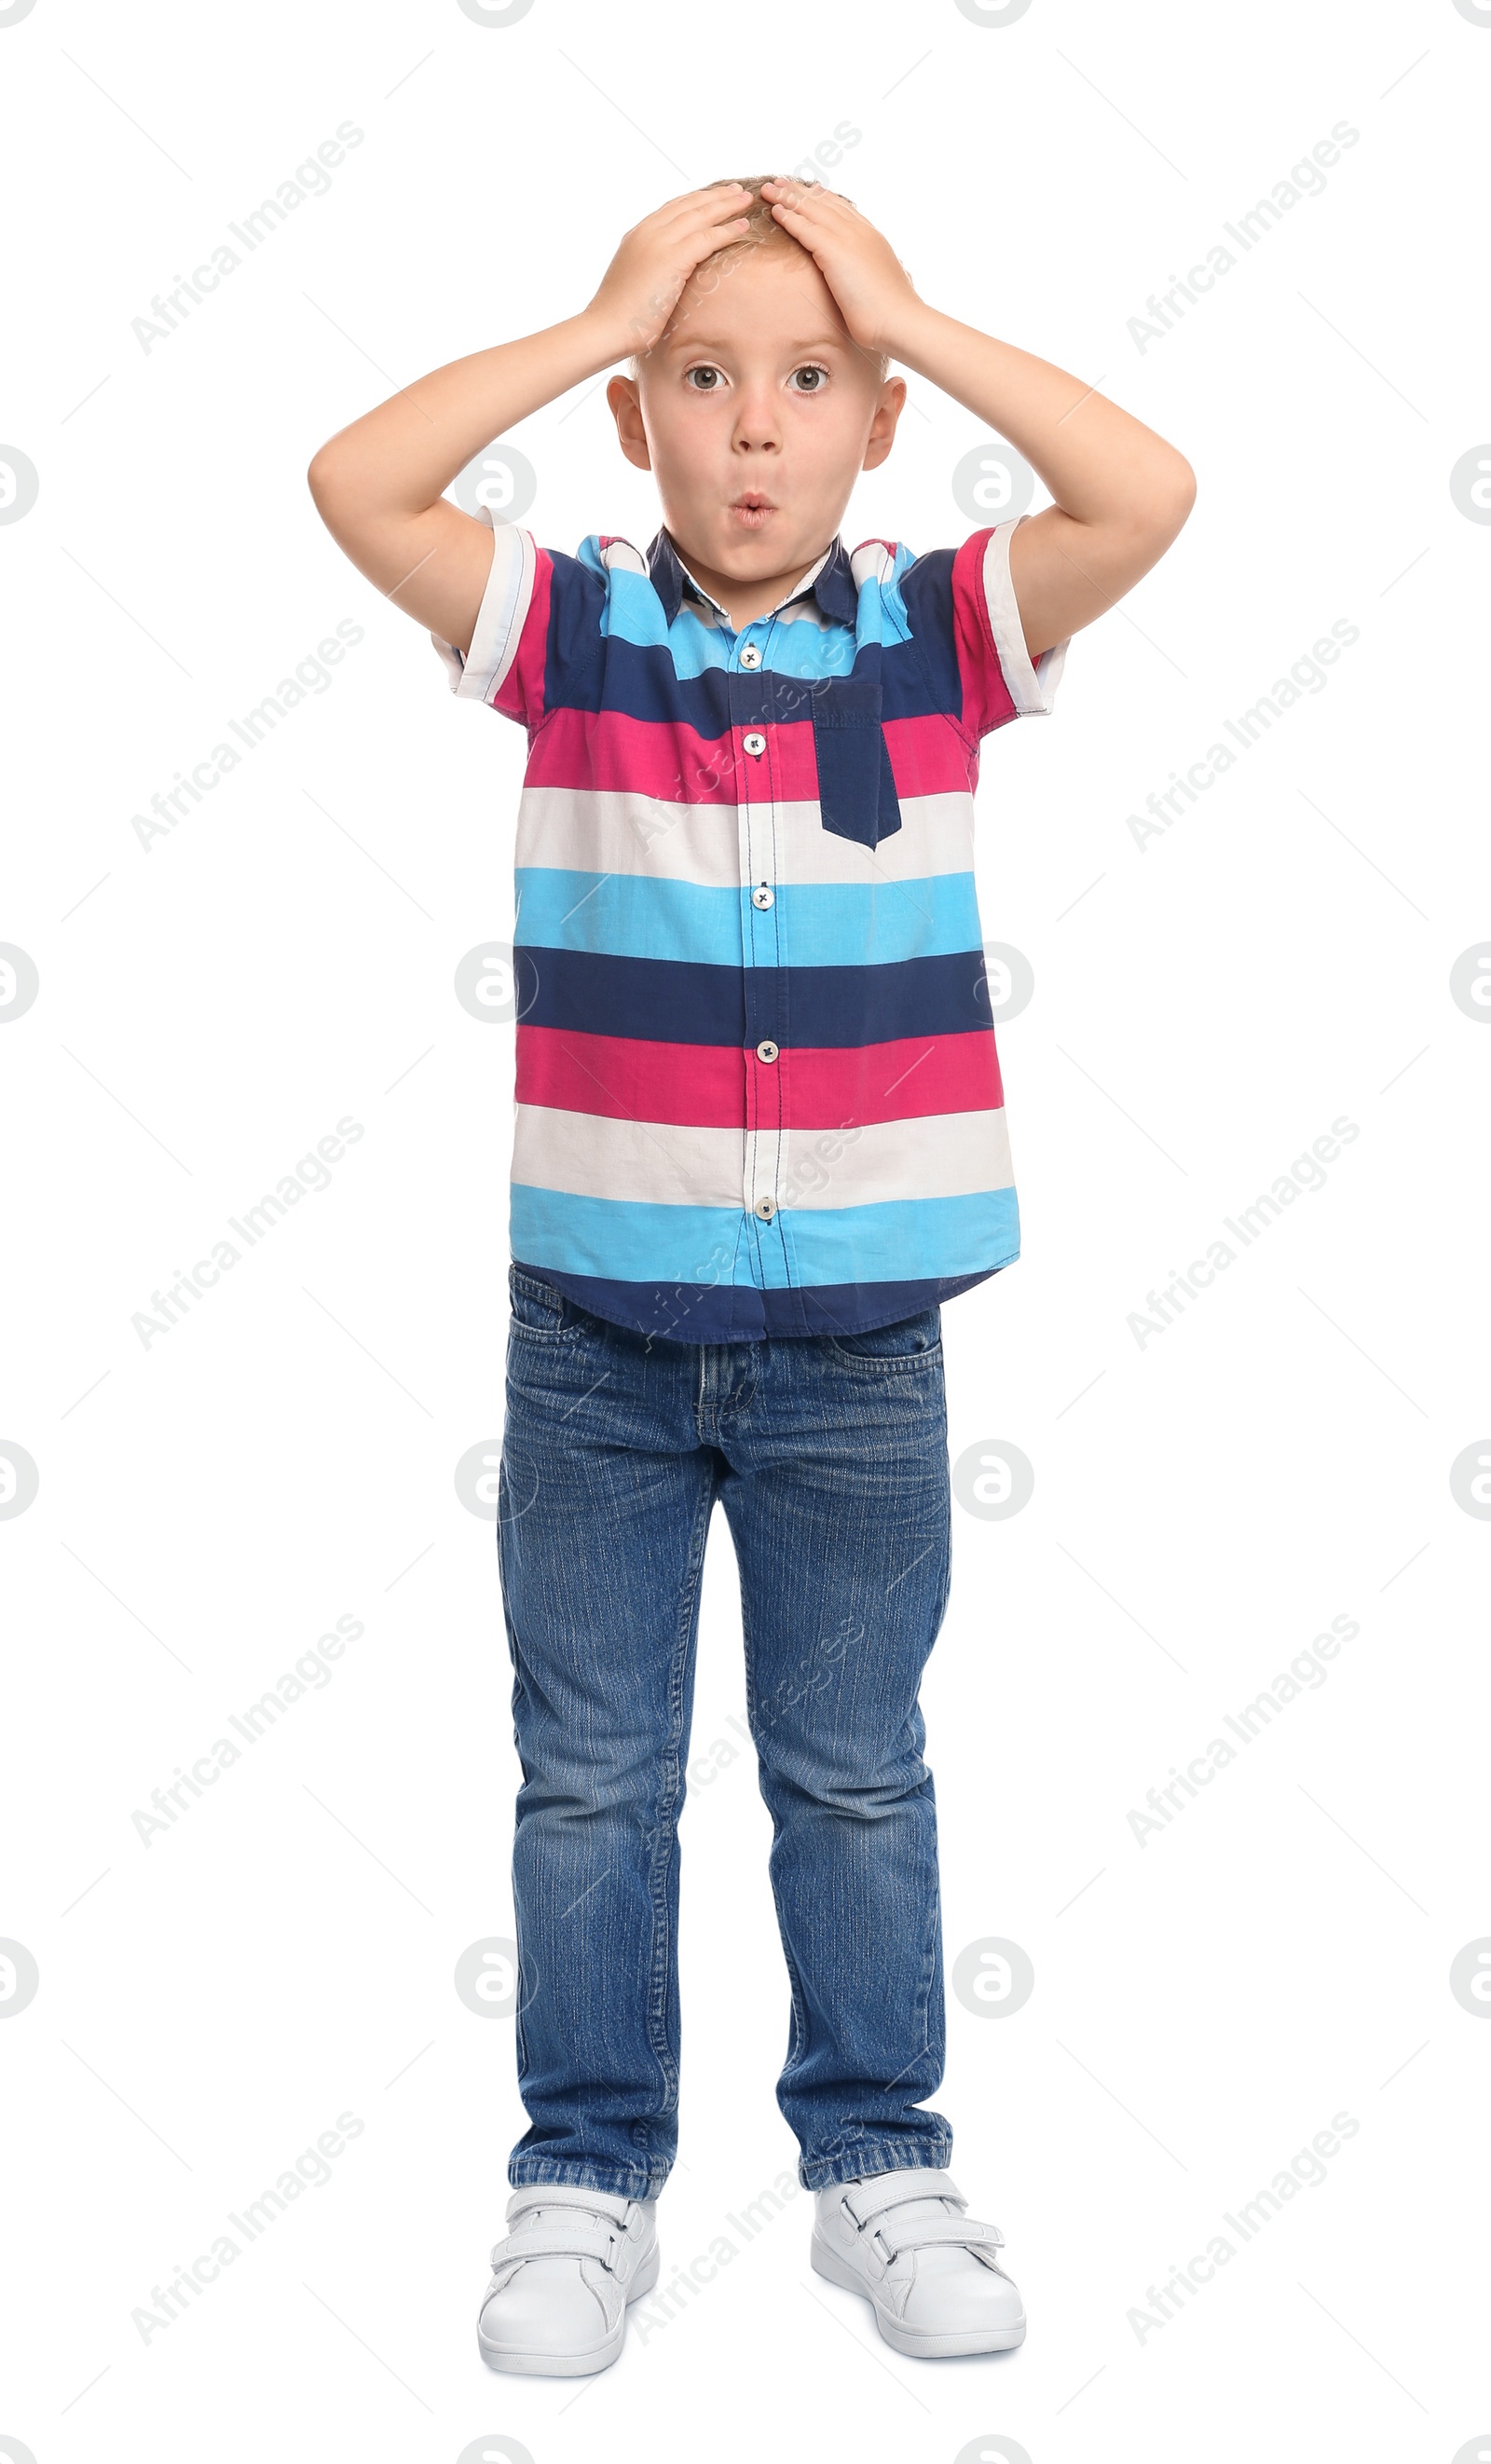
left=811, top=676, right=903, bottom=849
left=508, top=1265, right=570, bottom=1338
left=828, top=1304, right=943, bottom=1368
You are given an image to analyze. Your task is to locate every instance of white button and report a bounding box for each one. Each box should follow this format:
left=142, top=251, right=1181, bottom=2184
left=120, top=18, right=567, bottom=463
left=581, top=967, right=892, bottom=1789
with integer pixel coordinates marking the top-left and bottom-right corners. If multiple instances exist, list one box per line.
left=743, top=730, right=767, bottom=757
left=739, top=642, right=761, bottom=668
left=755, top=1198, right=776, bottom=1221
left=751, top=884, right=774, bottom=910
left=755, top=1039, right=779, bottom=1063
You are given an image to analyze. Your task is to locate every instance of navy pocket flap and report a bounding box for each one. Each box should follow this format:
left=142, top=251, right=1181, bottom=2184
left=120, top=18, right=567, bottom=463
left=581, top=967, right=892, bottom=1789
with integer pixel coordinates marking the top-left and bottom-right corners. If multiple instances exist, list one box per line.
left=811, top=676, right=903, bottom=849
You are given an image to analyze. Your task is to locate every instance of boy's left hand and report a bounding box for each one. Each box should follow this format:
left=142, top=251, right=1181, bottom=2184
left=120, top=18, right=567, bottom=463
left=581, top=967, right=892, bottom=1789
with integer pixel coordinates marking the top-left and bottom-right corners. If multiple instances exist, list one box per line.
left=759, top=179, right=921, bottom=356
left=764, top=174, right=1196, bottom=667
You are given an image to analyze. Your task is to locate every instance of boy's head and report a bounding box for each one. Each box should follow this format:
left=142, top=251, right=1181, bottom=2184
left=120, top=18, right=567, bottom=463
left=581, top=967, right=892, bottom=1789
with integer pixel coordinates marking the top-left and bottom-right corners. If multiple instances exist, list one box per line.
left=607, top=177, right=906, bottom=599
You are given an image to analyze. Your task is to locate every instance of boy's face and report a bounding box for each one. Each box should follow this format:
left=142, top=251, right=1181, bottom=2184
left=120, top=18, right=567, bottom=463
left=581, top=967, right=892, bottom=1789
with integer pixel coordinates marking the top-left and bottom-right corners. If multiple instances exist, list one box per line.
left=608, top=242, right=905, bottom=596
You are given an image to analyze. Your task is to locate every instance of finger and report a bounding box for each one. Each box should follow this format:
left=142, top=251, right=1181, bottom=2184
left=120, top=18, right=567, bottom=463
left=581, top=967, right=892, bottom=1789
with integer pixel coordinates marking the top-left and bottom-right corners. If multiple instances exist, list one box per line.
left=659, top=200, right=755, bottom=249
left=629, top=186, right=746, bottom=241
left=765, top=182, right=854, bottom=223
left=674, top=192, right=759, bottom=247
left=764, top=173, right=859, bottom=207
left=661, top=182, right=754, bottom=223
left=764, top=192, right=838, bottom=227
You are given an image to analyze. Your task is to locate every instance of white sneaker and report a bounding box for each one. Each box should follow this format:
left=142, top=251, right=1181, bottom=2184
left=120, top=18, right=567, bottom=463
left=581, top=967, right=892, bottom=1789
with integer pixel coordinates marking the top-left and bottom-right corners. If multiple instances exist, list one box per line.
left=811, top=2168, right=1026, bottom=2358
left=477, top=2183, right=661, bottom=2376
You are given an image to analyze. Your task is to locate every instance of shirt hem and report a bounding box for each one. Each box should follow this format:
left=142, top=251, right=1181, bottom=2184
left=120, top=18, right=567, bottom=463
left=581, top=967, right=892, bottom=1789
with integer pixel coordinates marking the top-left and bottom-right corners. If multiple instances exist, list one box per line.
left=511, top=1254, right=1019, bottom=1346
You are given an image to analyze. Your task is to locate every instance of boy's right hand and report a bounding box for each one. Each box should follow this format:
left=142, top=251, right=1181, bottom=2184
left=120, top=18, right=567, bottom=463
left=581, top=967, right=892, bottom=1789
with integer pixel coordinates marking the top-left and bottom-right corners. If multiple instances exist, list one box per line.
left=585, top=185, right=756, bottom=358
left=307, top=185, right=756, bottom=663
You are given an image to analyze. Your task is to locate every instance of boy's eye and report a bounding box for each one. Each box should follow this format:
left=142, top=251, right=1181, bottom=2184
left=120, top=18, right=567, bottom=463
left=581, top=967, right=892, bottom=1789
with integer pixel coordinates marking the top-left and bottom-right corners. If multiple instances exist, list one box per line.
left=681, top=362, right=829, bottom=394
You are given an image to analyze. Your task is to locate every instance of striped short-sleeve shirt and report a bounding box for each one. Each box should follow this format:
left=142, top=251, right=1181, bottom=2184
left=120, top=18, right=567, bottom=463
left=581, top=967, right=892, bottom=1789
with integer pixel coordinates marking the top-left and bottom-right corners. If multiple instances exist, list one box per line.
left=432, top=514, right=1067, bottom=1343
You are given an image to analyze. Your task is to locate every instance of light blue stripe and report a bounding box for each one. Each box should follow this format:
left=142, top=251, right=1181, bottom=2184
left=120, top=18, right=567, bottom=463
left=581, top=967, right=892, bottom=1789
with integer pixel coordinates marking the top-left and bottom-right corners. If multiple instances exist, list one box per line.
left=577, top=533, right=923, bottom=671
left=599, top=568, right=863, bottom=680
left=595, top=568, right=727, bottom=676
left=598, top=568, right=700, bottom=655
left=511, top=1185, right=1018, bottom=1288
left=514, top=868, right=981, bottom=967
left=782, top=1188, right=1018, bottom=1284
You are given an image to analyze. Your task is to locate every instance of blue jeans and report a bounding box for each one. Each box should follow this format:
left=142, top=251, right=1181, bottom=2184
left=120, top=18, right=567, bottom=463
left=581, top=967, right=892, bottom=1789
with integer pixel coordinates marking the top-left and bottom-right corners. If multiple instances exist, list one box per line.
left=496, top=1266, right=955, bottom=2197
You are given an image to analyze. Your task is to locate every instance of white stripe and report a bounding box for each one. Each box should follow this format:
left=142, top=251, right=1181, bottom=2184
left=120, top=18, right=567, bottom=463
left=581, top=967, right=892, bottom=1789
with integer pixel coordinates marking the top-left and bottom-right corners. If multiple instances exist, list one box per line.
left=513, top=1104, right=1011, bottom=1211
left=430, top=513, right=534, bottom=705
left=667, top=591, right=832, bottom=633
left=599, top=539, right=650, bottom=579
left=514, top=786, right=976, bottom=887
left=982, top=517, right=1069, bottom=715
left=668, top=535, right=833, bottom=623
left=777, top=1106, right=1012, bottom=1209
left=850, top=540, right=896, bottom=592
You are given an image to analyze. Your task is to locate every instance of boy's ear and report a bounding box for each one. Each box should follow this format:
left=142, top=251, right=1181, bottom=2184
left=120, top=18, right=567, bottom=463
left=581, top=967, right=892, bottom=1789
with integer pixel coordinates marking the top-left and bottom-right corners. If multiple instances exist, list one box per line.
left=861, top=375, right=907, bottom=475
left=607, top=375, right=652, bottom=472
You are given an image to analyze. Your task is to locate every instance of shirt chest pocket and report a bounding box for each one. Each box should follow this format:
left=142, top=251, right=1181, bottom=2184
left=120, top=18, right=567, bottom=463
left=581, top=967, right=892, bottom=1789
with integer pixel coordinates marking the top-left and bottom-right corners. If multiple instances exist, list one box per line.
left=810, top=676, right=903, bottom=850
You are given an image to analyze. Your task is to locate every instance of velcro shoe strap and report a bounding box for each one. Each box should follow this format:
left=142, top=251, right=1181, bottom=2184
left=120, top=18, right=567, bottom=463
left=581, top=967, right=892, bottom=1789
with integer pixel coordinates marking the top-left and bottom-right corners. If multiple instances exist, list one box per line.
left=489, top=2215, right=619, bottom=2271
left=880, top=2215, right=1005, bottom=2261
left=506, top=2184, right=635, bottom=2227
left=841, top=2170, right=966, bottom=2228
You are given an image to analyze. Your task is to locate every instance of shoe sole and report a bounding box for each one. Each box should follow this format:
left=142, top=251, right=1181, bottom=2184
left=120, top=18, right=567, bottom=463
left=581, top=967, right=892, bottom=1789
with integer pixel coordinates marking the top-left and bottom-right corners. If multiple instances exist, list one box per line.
left=811, top=2235, right=1027, bottom=2358
left=477, top=2242, right=661, bottom=2376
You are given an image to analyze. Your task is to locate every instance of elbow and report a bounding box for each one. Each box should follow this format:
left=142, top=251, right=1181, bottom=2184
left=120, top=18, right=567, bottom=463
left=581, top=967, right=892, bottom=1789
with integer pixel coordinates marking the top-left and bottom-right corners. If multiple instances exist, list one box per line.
left=307, top=437, right=365, bottom=524
left=307, top=445, right=341, bottom=511
left=1128, top=456, right=1196, bottom=562
left=1162, top=454, right=1197, bottom=533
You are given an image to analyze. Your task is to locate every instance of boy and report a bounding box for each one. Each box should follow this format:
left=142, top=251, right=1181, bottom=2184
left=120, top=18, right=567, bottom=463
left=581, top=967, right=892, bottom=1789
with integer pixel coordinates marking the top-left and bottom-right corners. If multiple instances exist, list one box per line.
left=308, top=175, right=1193, bottom=2375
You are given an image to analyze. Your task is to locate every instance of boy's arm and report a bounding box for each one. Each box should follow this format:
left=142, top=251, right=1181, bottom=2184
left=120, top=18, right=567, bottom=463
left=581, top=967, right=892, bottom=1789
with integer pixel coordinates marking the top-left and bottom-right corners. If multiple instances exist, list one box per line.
left=761, top=180, right=1196, bottom=662
left=306, top=184, right=755, bottom=656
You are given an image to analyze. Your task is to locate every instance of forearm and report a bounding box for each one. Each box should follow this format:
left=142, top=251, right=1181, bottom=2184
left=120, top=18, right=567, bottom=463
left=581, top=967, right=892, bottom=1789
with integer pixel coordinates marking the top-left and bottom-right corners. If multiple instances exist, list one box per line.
left=308, top=308, right=622, bottom=522
left=883, top=300, right=1193, bottom=656
left=886, top=300, right=1193, bottom=531
left=306, top=184, right=751, bottom=649
left=306, top=308, right=632, bottom=652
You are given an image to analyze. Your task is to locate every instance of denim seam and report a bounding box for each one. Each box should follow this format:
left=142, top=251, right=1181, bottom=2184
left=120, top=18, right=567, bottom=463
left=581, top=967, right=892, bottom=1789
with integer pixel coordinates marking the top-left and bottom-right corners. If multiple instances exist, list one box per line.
left=643, top=1463, right=717, bottom=2112
left=914, top=1795, right=940, bottom=2070
left=494, top=1460, right=532, bottom=2100
left=736, top=1554, right=813, bottom=2085
left=508, top=2155, right=668, bottom=2197
left=913, top=1495, right=951, bottom=2120
left=825, top=1340, right=946, bottom=1374
left=800, top=2136, right=955, bottom=2193
left=508, top=1265, right=580, bottom=1341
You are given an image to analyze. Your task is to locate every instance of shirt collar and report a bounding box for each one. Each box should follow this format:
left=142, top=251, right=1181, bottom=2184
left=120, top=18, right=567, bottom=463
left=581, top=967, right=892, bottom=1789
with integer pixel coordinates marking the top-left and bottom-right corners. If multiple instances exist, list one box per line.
left=646, top=527, right=858, bottom=630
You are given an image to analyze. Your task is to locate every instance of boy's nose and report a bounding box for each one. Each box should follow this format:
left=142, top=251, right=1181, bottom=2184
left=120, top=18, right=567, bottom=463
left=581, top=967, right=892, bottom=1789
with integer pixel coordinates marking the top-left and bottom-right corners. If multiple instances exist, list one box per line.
left=731, top=393, right=783, bottom=450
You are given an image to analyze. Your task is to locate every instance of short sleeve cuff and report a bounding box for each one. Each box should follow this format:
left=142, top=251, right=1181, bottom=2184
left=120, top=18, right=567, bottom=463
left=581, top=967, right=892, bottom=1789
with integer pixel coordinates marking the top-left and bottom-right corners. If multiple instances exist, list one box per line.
left=430, top=508, right=537, bottom=705
left=982, top=516, right=1069, bottom=716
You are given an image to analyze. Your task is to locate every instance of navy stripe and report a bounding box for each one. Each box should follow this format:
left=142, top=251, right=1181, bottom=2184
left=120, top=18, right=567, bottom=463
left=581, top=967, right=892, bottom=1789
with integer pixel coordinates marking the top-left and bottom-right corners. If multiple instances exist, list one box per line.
left=540, top=564, right=956, bottom=727
left=896, top=547, right=966, bottom=722
left=513, top=945, right=992, bottom=1047
left=516, top=1260, right=1004, bottom=1344
left=541, top=547, right=608, bottom=716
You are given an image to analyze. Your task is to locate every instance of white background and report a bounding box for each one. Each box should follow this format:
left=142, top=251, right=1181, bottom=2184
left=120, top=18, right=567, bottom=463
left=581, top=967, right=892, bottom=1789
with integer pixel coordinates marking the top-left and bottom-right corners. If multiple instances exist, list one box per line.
left=2, top=1, right=1488, bottom=2458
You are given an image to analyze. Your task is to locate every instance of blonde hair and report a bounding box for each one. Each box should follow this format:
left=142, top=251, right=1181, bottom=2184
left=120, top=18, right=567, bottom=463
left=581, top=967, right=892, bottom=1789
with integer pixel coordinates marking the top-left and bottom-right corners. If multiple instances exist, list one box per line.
left=629, top=177, right=889, bottom=377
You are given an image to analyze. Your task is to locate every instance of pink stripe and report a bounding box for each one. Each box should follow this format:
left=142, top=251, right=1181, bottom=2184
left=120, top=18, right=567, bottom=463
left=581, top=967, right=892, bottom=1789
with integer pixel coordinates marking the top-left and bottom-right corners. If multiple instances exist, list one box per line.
left=516, top=1026, right=1002, bottom=1128
left=951, top=529, right=1019, bottom=740
left=788, top=1032, right=1003, bottom=1123
left=517, top=1027, right=745, bottom=1125
left=495, top=538, right=550, bottom=727
left=882, top=712, right=978, bottom=798
left=526, top=707, right=807, bottom=801
left=525, top=704, right=977, bottom=803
